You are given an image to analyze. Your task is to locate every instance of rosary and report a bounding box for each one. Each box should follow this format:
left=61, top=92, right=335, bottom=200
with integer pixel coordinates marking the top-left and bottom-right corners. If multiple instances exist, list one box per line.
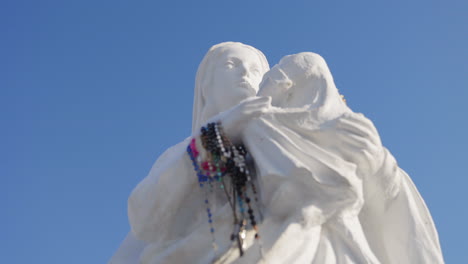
left=186, top=121, right=262, bottom=257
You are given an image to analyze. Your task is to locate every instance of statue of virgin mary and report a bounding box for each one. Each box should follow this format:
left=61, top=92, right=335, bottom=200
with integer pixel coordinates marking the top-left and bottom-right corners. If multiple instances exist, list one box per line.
left=109, top=42, right=271, bottom=264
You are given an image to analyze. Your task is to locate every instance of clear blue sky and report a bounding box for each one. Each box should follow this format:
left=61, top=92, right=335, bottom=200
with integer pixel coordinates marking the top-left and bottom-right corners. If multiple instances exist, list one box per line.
left=2, top=0, right=467, bottom=263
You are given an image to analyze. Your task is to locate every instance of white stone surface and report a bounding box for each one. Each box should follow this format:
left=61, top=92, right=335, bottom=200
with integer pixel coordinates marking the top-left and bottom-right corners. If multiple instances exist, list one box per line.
left=109, top=44, right=444, bottom=264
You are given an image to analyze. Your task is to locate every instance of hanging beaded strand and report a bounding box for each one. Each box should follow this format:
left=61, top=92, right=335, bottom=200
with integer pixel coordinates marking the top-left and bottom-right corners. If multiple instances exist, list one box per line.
left=237, top=145, right=259, bottom=240
left=206, top=123, right=245, bottom=255
left=235, top=144, right=264, bottom=259
left=210, top=122, right=247, bottom=254
left=214, top=122, right=244, bottom=250
left=187, top=138, right=218, bottom=252
left=187, top=122, right=262, bottom=258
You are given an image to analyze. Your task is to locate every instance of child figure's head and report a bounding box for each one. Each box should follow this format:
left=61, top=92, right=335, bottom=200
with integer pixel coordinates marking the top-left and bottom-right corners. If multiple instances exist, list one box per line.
left=258, top=52, right=348, bottom=120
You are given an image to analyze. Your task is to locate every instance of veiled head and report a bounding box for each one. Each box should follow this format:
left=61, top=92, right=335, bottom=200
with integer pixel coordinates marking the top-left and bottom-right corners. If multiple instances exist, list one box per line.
left=259, top=52, right=348, bottom=120
left=192, top=42, right=269, bottom=133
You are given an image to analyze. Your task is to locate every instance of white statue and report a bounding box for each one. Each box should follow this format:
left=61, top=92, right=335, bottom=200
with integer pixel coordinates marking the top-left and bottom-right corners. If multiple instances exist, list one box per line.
left=109, top=44, right=444, bottom=264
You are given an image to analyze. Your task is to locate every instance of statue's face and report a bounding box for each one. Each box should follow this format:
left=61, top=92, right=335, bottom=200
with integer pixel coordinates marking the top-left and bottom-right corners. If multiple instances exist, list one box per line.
left=258, top=64, right=293, bottom=106
left=209, top=45, right=265, bottom=112
left=260, top=54, right=326, bottom=108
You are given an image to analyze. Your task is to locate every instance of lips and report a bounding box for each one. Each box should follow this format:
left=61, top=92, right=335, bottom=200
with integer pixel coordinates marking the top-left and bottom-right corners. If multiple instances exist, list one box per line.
left=238, top=80, right=253, bottom=89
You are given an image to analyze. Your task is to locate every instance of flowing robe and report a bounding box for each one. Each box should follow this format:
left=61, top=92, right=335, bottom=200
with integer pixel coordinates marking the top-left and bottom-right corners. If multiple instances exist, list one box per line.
left=110, top=108, right=443, bottom=263
left=241, top=108, right=443, bottom=263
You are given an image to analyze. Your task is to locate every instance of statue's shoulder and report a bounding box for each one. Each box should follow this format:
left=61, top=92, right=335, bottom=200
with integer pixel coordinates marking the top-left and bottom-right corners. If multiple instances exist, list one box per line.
left=150, top=137, right=192, bottom=172
left=342, top=111, right=372, bottom=122
left=339, top=111, right=379, bottom=133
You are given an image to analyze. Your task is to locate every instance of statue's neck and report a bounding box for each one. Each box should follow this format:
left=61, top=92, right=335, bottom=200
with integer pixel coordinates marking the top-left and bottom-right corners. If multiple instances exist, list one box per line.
left=199, top=104, right=217, bottom=127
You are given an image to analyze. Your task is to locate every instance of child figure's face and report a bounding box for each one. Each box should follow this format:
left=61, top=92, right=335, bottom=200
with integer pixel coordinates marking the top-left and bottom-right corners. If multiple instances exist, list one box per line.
left=258, top=53, right=328, bottom=109
left=258, top=64, right=293, bottom=107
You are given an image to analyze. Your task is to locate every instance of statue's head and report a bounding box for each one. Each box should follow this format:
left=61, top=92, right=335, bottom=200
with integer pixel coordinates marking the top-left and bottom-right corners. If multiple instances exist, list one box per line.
left=259, top=52, right=348, bottom=120
left=192, top=42, right=269, bottom=133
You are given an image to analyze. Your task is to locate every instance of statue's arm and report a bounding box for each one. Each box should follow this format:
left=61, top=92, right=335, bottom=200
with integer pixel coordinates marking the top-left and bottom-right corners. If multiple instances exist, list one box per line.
left=360, top=155, right=444, bottom=263
left=127, top=139, right=198, bottom=243
left=360, top=149, right=444, bottom=263
left=244, top=116, right=364, bottom=225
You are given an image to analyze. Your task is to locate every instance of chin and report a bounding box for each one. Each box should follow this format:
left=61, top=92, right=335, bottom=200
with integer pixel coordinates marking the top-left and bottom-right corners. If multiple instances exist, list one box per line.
left=241, top=86, right=257, bottom=96
left=233, top=89, right=255, bottom=100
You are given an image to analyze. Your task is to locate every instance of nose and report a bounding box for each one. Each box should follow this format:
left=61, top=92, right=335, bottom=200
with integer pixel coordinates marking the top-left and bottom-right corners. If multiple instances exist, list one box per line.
left=239, top=63, right=249, bottom=77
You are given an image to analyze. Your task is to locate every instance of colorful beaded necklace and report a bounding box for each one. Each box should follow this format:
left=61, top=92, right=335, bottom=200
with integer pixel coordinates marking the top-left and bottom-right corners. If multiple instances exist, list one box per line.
left=186, top=121, right=262, bottom=258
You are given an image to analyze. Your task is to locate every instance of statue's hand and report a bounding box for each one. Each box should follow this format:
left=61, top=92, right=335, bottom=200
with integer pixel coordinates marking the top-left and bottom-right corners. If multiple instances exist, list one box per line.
left=332, top=113, right=384, bottom=174
left=221, top=96, right=271, bottom=142
left=334, top=113, right=382, bottom=150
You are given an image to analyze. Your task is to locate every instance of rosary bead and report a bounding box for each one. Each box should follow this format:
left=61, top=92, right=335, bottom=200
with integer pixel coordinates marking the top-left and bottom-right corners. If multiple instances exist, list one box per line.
left=189, top=122, right=262, bottom=255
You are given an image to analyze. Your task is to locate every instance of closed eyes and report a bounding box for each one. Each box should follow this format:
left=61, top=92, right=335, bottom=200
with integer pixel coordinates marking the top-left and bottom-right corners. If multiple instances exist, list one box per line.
left=251, top=68, right=261, bottom=75
left=225, top=61, right=235, bottom=69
